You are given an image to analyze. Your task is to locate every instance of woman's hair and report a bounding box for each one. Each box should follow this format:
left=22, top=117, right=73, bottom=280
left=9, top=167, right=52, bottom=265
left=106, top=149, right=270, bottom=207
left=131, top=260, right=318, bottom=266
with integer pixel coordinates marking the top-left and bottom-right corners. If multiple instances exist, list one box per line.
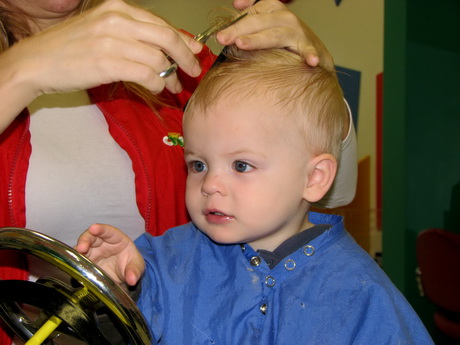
left=0, top=0, right=163, bottom=111
left=185, top=46, right=346, bottom=159
left=0, top=0, right=104, bottom=50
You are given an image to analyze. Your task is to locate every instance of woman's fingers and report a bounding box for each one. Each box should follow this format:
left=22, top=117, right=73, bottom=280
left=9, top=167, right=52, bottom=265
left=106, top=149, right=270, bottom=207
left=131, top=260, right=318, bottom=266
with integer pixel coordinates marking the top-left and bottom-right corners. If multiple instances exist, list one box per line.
left=17, top=0, right=202, bottom=97
left=219, top=0, right=333, bottom=70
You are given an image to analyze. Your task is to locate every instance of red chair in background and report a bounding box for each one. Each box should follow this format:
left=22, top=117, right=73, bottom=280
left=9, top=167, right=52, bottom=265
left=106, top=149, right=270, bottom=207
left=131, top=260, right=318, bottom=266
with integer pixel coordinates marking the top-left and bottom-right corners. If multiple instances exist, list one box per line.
left=416, top=228, right=460, bottom=341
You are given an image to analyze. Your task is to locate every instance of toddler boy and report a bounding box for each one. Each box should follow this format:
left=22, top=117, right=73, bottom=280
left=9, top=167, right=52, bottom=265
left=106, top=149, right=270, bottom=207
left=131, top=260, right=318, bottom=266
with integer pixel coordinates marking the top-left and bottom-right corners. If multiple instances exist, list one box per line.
left=77, top=46, right=433, bottom=344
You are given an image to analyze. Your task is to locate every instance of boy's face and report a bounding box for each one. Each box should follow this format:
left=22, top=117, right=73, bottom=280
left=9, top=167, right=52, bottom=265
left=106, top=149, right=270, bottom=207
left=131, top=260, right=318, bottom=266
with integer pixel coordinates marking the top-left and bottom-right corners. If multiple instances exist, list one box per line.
left=183, top=95, right=316, bottom=251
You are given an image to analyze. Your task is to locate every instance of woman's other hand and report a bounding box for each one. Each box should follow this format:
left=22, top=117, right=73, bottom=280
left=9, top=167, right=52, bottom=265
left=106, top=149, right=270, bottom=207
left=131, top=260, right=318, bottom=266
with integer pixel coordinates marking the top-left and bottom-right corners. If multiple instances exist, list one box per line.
left=220, top=0, right=334, bottom=71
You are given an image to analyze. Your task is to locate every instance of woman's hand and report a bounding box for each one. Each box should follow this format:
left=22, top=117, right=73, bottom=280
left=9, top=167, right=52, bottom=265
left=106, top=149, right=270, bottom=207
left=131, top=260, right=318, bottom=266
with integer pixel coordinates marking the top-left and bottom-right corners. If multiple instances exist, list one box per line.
left=17, top=0, right=202, bottom=94
left=219, top=0, right=334, bottom=71
left=75, top=223, right=145, bottom=287
left=0, top=0, right=202, bottom=132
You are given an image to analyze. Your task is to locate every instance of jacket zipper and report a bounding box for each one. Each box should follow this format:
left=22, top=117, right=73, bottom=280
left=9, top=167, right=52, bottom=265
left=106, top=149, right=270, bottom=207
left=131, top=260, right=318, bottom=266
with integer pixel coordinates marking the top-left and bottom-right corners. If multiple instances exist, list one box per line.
left=103, top=111, right=152, bottom=233
left=8, top=113, right=30, bottom=227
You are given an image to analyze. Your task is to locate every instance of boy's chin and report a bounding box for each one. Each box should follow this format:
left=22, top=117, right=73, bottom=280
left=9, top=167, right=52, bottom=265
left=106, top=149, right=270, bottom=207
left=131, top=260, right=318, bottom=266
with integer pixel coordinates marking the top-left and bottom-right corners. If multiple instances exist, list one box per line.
left=199, top=229, right=244, bottom=246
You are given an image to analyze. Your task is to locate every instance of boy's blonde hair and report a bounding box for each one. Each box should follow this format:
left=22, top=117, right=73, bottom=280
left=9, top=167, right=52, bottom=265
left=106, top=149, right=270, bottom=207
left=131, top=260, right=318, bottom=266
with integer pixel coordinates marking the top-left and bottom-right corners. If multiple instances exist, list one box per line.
left=185, top=47, right=347, bottom=160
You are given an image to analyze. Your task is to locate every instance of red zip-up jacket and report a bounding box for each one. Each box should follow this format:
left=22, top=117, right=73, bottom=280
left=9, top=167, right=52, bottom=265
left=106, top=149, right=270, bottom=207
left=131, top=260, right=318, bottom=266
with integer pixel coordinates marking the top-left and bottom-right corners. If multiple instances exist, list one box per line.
left=0, top=45, right=216, bottom=344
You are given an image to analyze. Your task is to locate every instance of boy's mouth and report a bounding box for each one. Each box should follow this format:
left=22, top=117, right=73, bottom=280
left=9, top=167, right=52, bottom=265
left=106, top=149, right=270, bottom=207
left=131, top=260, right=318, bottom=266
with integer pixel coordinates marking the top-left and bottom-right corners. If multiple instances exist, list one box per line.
left=204, top=208, right=225, bottom=216
left=203, top=209, right=234, bottom=223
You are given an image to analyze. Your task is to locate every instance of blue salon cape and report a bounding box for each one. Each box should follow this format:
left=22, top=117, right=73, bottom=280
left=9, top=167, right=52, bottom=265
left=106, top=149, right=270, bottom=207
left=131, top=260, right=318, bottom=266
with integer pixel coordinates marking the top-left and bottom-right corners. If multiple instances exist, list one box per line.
left=135, top=212, right=433, bottom=344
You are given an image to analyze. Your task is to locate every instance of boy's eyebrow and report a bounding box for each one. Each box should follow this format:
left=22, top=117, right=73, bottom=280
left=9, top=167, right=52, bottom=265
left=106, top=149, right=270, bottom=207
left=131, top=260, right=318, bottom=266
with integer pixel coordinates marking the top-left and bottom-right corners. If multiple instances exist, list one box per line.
left=184, top=147, right=266, bottom=158
left=230, top=149, right=269, bottom=160
left=183, top=147, right=200, bottom=156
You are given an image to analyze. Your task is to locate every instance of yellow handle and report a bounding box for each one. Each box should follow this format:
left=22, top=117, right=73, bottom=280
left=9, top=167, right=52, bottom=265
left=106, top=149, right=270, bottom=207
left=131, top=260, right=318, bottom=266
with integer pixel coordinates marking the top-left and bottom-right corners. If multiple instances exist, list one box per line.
left=25, top=315, right=62, bottom=345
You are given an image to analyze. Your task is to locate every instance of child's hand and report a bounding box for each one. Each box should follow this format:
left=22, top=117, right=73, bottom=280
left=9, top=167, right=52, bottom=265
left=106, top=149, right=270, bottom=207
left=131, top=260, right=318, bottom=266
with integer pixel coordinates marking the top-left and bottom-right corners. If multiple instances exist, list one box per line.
left=75, top=224, right=145, bottom=287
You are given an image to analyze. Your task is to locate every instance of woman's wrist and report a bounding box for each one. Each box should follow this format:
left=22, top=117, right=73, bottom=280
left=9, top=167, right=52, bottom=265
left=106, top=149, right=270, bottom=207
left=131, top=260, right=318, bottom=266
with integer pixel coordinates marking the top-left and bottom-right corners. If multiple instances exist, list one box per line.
left=0, top=45, right=41, bottom=132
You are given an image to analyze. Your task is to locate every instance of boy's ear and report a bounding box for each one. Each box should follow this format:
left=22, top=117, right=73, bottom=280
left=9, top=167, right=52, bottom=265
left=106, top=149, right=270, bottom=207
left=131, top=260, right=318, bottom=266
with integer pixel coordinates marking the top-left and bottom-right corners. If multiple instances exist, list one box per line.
left=303, top=154, right=337, bottom=203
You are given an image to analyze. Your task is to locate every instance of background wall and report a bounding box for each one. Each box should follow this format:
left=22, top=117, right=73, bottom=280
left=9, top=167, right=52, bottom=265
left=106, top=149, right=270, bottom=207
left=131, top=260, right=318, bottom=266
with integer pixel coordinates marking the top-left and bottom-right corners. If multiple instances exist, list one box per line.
left=383, top=0, right=460, bottom=343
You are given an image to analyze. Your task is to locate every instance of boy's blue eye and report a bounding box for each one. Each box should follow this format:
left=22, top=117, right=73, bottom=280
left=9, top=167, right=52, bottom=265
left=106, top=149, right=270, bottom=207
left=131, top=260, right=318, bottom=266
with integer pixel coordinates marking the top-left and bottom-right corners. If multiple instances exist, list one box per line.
left=192, top=161, right=206, bottom=173
left=233, top=161, right=252, bottom=173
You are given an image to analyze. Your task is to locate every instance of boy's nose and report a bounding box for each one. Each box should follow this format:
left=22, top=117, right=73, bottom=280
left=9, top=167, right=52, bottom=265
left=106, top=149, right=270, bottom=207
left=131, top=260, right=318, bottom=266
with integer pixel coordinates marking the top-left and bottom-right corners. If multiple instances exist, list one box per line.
left=201, top=173, right=225, bottom=196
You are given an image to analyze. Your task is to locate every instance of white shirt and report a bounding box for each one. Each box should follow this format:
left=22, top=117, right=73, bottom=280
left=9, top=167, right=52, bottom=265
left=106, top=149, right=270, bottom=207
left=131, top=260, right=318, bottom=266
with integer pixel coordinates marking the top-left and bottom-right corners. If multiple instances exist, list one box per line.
left=25, top=90, right=145, bottom=245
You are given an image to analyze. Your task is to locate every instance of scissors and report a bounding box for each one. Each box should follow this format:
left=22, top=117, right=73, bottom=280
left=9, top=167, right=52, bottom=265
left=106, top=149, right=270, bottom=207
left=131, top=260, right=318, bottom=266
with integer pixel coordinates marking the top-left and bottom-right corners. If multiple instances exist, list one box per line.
left=159, top=11, right=248, bottom=78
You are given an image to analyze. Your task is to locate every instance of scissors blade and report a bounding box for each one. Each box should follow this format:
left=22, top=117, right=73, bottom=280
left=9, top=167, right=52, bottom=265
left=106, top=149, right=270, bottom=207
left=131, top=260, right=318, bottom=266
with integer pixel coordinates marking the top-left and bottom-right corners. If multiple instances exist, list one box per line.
left=159, top=12, right=248, bottom=78
left=194, top=12, right=248, bottom=44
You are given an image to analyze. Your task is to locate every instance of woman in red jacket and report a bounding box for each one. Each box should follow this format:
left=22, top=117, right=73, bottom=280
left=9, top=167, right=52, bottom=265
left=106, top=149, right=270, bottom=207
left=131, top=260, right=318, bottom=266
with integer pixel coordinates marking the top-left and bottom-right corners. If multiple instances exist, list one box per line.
left=0, top=0, right=338, bottom=239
